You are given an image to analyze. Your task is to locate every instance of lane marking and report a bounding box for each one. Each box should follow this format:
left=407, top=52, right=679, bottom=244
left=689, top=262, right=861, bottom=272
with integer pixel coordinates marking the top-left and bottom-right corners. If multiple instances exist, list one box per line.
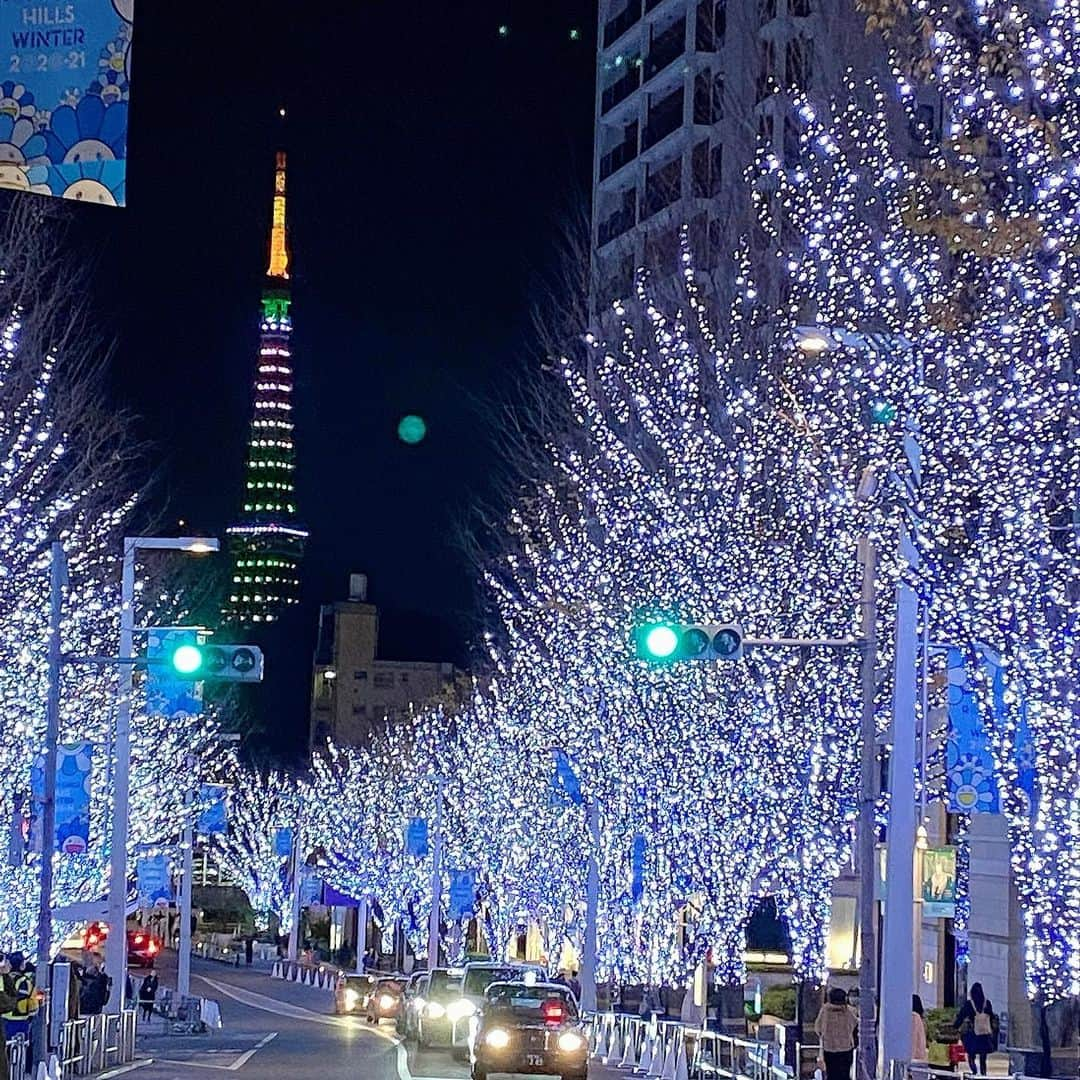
left=395, top=1040, right=460, bottom=1080
left=99, top=1063, right=153, bottom=1078
left=153, top=1031, right=279, bottom=1072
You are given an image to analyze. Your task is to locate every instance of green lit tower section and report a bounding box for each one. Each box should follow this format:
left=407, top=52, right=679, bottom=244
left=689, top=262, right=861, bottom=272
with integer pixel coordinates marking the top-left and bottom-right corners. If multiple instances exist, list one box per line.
left=224, top=151, right=307, bottom=626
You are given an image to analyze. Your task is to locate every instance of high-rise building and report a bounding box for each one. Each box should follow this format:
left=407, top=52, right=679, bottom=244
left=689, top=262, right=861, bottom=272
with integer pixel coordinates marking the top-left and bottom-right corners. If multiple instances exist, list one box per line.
left=309, top=575, right=463, bottom=748
left=589, top=0, right=879, bottom=318
left=223, top=152, right=307, bottom=626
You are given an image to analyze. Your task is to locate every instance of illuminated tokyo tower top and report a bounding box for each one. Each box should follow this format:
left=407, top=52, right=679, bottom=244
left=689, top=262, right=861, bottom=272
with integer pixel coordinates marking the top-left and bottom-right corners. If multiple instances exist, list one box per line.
left=223, top=151, right=307, bottom=626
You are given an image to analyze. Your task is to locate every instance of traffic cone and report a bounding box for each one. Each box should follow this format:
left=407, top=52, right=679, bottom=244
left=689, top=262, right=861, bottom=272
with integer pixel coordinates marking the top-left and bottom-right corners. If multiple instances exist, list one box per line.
left=48, top=1053, right=61, bottom=1079
left=637, top=1034, right=654, bottom=1073
left=271, top=961, right=282, bottom=979
left=34, top=1062, right=47, bottom=1080
left=620, top=1026, right=639, bottom=1069
left=660, top=1035, right=678, bottom=1080
left=604, top=1028, right=622, bottom=1066
left=594, top=1017, right=609, bottom=1060
left=674, top=1039, right=689, bottom=1080
left=648, top=1033, right=667, bottom=1077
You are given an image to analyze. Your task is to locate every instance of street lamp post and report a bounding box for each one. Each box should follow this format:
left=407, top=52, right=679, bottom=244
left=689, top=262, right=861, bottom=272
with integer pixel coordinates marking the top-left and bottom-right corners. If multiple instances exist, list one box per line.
left=428, top=777, right=445, bottom=972
left=104, top=536, right=218, bottom=1012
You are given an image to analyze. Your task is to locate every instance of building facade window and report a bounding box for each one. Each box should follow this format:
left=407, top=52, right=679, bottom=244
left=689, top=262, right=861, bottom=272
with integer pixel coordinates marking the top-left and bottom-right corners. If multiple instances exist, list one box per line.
left=785, top=36, right=813, bottom=90
left=696, top=0, right=727, bottom=51
left=644, top=156, right=682, bottom=217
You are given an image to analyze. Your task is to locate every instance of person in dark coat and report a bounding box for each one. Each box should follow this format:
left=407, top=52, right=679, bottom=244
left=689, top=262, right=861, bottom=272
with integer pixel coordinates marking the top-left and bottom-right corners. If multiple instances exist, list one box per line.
left=76, top=957, right=112, bottom=1017
left=138, top=970, right=159, bottom=1021
left=955, top=981, right=995, bottom=1075
left=245, top=937, right=254, bottom=966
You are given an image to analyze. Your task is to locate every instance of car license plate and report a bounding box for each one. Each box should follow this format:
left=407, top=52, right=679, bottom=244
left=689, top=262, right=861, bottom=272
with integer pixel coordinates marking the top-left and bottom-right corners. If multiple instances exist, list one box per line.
left=525, top=1054, right=544, bottom=1067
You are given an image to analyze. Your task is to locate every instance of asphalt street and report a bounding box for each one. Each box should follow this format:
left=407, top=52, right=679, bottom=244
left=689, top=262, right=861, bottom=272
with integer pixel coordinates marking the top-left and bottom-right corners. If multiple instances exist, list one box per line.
left=122, top=956, right=620, bottom=1080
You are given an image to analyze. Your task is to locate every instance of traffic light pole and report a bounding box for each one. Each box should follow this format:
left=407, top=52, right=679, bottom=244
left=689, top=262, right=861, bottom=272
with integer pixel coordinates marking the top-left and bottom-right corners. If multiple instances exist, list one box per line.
left=427, top=778, right=445, bottom=972
left=287, top=830, right=302, bottom=963
left=177, top=754, right=196, bottom=999
left=579, top=798, right=600, bottom=1013
left=32, top=542, right=67, bottom=1066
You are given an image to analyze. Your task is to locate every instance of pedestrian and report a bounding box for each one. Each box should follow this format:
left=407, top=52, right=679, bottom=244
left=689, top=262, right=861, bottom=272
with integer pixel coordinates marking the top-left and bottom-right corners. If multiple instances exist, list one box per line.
left=1, top=952, right=39, bottom=1046
left=955, top=982, right=996, bottom=1075
left=815, top=987, right=858, bottom=1080
left=138, top=969, right=159, bottom=1022
left=568, top=969, right=582, bottom=1003
left=77, top=956, right=111, bottom=1017
left=0, top=955, right=21, bottom=1080
left=245, top=937, right=254, bottom=967
left=912, top=994, right=928, bottom=1063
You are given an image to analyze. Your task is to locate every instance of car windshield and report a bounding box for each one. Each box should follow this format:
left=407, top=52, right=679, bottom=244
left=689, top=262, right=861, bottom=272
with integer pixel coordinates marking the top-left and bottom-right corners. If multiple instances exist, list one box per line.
left=428, top=972, right=463, bottom=999
left=377, top=980, right=405, bottom=993
left=484, top=984, right=577, bottom=1019
left=345, top=976, right=375, bottom=990
left=463, top=966, right=520, bottom=997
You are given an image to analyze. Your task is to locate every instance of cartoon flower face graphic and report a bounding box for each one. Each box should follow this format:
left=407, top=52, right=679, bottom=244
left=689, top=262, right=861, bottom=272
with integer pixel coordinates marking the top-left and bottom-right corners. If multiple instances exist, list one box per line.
left=44, top=96, right=127, bottom=165
left=89, top=69, right=129, bottom=106
left=948, top=753, right=999, bottom=812
left=100, top=36, right=127, bottom=77
left=47, top=159, right=126, bottom=206
left=0, top=115, right=48, bottom=167
left=0, top=81, right=35, bottom=121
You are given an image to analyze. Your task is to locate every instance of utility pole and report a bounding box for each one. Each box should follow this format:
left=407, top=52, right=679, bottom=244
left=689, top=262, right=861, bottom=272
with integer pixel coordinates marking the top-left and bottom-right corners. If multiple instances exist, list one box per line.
left=580, top=798, right=600, bottom=1012
left=287, top=829, right=302, bottom=963
left=856, top=537, right=879, bottom=1080
left=177, top=753, right=195, bottom=999
left=427, top=778, right=444, bottom=971
left=33, top=541, right=67, bottom=1065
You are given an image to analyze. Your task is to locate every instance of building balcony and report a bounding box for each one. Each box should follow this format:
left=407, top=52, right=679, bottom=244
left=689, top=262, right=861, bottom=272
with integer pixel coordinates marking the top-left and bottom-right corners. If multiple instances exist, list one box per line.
left=642, top=88, right=684, bottom=149
left=600, top=133, right=639, bottom=180
left=601, top=65, right=643, bottom=113
left=598, top=206, right=637, bottom=247
left=603, top=0, right=642, bottom=47
left=644, top=17, right=686, bottom=80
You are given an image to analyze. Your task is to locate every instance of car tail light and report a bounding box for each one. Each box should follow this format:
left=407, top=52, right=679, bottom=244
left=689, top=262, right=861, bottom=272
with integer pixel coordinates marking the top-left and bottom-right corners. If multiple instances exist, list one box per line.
left=148, top=941, right=159, bottom=955
left=541, top=1000, right=566, bottom=1024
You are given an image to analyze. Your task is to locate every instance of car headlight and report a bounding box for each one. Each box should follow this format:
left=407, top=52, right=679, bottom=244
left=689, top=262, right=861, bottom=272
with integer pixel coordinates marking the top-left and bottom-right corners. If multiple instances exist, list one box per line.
left=446, top=999, right=476, bottom=1022
left=558, top=1031, right=585, bottom=1053
left=425, top=1001, right=446, bottom=1019
left=414, top=997, right=426, bottom=1011
left=343, top=989, right=359, bottom=1011
left=485, top=1027, right=511, bottom=1049
left=379, top=994, right=396, bottom=1010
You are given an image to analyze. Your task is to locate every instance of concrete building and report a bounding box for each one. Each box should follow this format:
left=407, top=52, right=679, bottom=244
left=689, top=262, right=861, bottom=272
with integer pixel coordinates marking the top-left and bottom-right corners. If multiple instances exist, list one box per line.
left=309, top=574, right=462, bottom=748
left=589, top=0, right=881, bottom=318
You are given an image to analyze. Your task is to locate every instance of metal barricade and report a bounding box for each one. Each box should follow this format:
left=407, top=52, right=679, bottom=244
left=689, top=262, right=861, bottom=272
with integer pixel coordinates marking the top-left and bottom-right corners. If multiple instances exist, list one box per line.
left=6, top=1034, right=28, bottom=1078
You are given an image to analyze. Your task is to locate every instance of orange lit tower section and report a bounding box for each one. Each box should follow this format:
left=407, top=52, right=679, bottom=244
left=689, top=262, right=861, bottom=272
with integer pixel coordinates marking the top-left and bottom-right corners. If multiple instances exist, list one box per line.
left=224, top=152, right=307, bottom=626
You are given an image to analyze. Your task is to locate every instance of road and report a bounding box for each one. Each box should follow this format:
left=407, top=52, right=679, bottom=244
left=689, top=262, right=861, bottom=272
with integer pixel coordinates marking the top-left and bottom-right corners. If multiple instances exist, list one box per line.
left=123, top=956, right=620, bottom=1080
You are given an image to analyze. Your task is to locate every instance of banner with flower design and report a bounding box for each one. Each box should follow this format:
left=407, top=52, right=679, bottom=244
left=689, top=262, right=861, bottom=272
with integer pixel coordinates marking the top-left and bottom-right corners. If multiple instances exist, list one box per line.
left=945, top=647, right=1000, bottom=814
left=0, top=0, right=131, bottom=206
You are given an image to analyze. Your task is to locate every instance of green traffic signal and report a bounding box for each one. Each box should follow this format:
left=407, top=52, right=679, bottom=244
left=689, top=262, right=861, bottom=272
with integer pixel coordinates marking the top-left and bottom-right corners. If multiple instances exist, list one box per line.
left=171, top=643, right=204, bottom=675
left=639, top=623, right=680, bottom=661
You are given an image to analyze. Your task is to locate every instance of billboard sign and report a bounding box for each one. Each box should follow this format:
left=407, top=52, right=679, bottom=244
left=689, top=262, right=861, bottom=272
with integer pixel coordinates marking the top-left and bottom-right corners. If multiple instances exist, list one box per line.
left=921, top=845, right=957, bottom=919
left=0, top=0, right=131, bottom=205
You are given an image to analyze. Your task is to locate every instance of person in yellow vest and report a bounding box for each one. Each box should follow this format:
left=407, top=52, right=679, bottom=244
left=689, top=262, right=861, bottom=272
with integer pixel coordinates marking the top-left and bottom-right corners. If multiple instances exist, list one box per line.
left=0, top=952, right=30, bottom=1080
left=1, top=952, right=40, bottom=1047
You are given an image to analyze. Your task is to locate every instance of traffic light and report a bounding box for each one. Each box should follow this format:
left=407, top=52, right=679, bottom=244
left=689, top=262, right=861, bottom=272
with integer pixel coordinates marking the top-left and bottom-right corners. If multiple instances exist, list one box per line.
left=166, top=642, right=265, bottom=683
left=635, top=622, right=745, bottom=662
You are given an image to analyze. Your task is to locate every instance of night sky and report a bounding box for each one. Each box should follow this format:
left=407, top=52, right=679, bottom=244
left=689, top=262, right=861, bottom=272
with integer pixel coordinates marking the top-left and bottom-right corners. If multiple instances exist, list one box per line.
left=64, top=2, right=597, bottom=760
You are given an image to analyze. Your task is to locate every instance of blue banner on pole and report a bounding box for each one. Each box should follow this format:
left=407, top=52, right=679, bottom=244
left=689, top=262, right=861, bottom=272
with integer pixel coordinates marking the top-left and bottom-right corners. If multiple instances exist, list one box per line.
left=945, top=648, right=1000, bottom=814
left=980, top=647, right=1036, bottom=814
left=145, top=629, right=203, bottom=718
left=198, top=785, right=228, bottom=835
left=0, top=0, right=131, bottom=206
left=32, top=742, right=93, bottom=854
left=405, top=817, right=429, bottom=858
left=299, top=867, right=322, bottom=907
left=631, top=834, right=646, bottom=902
left=274, top=827, right=294, bottom=858
left=136, top=854, right=171, bottom=908
left=448, top=870, right=476, bottom=921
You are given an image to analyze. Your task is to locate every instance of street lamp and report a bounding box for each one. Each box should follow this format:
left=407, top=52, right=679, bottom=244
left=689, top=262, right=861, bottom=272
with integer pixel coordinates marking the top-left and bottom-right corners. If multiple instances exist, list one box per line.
left=104, top=536, right=218, bottom=1012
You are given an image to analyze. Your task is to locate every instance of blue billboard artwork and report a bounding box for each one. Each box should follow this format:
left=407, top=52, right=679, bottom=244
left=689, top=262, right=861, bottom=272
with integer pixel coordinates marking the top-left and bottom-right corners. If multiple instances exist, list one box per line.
left=274, top=827, right=294, bottom=858
left=197, top=784, right=228, bottom=836
left=145, top=629, right=203, bottom=719
left=136, top=854, right=172, bottom=909
left=945, top=647, right=1000, bottom=814
left=405, top=817, right=429, bottom=858
left=31, top=742, right=93, bottom=854
left=0, top=0, right=132, bottom=205
left=448, top=870, right=476, bottom=922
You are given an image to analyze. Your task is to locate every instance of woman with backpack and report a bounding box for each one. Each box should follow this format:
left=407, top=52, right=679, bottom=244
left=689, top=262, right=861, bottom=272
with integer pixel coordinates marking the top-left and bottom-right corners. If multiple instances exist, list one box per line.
left=955, top=981, right=996, bottom=1075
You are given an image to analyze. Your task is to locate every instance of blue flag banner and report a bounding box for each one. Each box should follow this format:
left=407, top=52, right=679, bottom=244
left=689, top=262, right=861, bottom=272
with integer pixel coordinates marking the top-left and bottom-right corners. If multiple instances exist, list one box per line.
left=551, top=749, right=583, bottom=806
left=405, top=817, right=429, bottom=858
left=299, top=867, right=322, bottom=907
left=945, top=648, right=1000, bottom=814
left=631, top=833, right=646, bottom=902
left=449, top=870, right=476, bottom=921
left=198, top=784, right=228, bottom=835
left=31, top=742, right=93, bottom=854
left=980, top=648, right=1036, bottom=814
left=0, top=0, right=131, bottom=206
left=274, top=827, right=294, bottom=858
left=145, top=629, right=203, bottom=718
left=136, top=854, right=171, bottom=908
